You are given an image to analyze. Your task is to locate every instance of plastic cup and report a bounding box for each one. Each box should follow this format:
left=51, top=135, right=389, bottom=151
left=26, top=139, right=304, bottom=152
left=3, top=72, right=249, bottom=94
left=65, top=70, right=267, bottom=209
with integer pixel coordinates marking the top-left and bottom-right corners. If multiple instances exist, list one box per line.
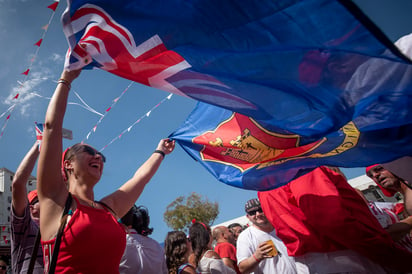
left=263, top=239, right=278, bottom=257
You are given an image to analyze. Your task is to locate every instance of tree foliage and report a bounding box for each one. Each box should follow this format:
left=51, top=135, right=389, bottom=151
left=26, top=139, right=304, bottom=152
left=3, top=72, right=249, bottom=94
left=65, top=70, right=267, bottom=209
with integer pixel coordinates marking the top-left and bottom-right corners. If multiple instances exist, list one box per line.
left=164, top=192, right=219, bottom=232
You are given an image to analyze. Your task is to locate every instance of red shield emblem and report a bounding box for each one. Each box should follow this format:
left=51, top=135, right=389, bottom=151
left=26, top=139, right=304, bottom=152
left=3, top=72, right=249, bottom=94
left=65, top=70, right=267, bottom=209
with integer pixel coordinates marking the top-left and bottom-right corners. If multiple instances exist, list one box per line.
left=193, top=113, right=325, bottom=172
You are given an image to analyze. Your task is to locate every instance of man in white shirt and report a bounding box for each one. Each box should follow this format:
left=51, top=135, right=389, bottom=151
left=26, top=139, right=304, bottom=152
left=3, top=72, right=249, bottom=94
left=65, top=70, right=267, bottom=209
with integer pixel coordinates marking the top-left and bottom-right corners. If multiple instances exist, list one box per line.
left=236, top=198, right=297, bottom=274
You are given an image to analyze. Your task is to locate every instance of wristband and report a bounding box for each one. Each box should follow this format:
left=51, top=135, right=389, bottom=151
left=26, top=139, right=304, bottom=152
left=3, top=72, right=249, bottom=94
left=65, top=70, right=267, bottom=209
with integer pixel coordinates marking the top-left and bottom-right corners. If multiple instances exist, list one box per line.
left=153, top=150, right=165, bottom=158
left=57, top=78, right=71, bottom=90
left=252, top=254, right=261, bottom=263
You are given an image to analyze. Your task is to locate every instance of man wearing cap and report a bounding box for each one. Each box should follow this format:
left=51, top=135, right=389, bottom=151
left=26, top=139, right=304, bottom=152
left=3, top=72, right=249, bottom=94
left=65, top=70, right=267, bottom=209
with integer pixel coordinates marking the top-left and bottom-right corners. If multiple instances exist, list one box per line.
left=11, top=142, right=43, bottom=274
left=236, top=198, right=297, bottom=274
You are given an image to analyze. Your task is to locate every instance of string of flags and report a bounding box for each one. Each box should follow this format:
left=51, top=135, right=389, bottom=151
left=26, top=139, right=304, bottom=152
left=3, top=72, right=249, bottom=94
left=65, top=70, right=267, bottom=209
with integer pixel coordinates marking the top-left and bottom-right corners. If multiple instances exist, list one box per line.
left=0, top=0, right=173, bottom=152
left=82, top=81, right=134, bottom=143
left=99, top=93, right=173, bottom=152
left=0, top=0, right=60, bottom=140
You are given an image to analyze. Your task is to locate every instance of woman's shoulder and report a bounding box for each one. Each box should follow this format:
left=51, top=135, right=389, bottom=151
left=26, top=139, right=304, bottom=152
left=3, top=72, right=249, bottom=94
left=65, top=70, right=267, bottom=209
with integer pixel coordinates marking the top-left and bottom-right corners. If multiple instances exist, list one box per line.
left=203, top=249, right=221, bottom=259
left=178, top=263, right=197, bottom=274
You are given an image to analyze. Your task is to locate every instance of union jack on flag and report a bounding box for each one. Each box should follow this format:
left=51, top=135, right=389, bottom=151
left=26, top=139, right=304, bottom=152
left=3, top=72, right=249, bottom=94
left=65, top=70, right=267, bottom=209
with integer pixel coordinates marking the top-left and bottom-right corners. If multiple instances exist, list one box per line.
left=62, top=0, right=412, bottom=190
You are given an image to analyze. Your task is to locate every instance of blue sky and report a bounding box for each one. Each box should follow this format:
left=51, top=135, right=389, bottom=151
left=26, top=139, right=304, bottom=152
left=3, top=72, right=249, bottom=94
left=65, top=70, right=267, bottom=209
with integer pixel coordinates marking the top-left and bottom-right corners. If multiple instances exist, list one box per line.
left=0, top=0, right=411, bottom=242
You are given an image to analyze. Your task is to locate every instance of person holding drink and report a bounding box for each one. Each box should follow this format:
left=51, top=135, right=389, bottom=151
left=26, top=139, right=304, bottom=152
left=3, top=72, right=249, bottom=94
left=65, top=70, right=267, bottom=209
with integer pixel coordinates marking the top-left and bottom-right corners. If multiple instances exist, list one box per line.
left=236, top=198, right=297, bottom=274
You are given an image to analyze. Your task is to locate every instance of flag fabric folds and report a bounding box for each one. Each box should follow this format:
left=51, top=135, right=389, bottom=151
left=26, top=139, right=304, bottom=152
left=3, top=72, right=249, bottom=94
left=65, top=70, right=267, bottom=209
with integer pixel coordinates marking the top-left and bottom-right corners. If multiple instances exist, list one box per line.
left=62, top=0, right=412, bottom=139
left=62, top=0, right=412, bottom=190
left=170, top=102, right=412, bottom=190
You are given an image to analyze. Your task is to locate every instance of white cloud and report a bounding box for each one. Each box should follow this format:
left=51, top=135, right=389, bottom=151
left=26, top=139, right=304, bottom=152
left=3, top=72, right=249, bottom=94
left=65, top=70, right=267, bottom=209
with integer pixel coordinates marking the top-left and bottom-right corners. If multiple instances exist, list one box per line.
left=50, top=53, right=64, bottom=63
left=4, top=69, right=52, bottom=116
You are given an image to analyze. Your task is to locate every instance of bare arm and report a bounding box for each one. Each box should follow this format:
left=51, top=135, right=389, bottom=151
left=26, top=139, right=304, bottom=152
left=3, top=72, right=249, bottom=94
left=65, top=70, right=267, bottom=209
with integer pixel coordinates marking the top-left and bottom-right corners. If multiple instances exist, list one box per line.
left=100, top=139, right=175, bottom=218
left=402, top=184, right=412, bottom=216
left=221, top=257, right=236, bottom=271
left=12, top=142, right=39, bottom=216
left=238, top=242, right=272, bottom=274
left=386, top=216, right=412, bottom=241
left=37, top=69, right=81, bottom=240
left=181, top=265, right=197, bottom=274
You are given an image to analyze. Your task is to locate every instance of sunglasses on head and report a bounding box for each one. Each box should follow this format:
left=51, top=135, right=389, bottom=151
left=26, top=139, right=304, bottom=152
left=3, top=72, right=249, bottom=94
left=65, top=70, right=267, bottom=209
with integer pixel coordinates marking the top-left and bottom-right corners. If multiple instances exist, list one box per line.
left=0, top=266, right=6, bottom=270
left=247, top=208, right=263, bottom=216
left=81, top=146, right=106, bottom=163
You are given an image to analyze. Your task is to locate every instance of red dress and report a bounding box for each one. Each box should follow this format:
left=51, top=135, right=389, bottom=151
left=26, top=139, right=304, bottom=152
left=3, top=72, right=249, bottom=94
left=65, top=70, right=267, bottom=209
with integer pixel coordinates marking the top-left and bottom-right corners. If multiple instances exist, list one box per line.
left=41, top=196, right=126, bottom=273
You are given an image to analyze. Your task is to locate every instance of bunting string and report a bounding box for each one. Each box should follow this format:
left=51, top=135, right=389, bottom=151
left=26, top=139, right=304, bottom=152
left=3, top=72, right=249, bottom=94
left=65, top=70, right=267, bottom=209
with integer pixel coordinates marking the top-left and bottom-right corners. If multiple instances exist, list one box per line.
left=0, top=1, right=60, bottom=140
left=82, top=81, right=134, bottom=143
left=99, top=93, right=173, bottom=152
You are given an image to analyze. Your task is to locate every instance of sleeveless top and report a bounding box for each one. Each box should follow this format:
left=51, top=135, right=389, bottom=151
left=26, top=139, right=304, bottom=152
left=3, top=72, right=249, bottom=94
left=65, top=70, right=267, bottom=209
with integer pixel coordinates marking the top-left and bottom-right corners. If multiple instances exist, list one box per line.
left=178, top=262, right=197, bottom=274
left=41, top=195, right=126, bottom=273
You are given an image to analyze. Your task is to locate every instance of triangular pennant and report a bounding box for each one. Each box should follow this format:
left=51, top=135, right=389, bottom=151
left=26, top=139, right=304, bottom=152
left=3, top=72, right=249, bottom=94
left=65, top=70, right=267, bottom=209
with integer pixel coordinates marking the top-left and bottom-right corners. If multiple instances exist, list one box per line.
left=47, top=2, right=59, bottom=11
left=13, top=93, right=19, bottom=99
left=146, top=111, right=151, bottom=117
left=21, top=69, right=30, bottom=75
left=34, top=38, right=43, bottom=47
left=106, top=107, right=111, bottom=112
left=42, top=24, right=49, bottom=30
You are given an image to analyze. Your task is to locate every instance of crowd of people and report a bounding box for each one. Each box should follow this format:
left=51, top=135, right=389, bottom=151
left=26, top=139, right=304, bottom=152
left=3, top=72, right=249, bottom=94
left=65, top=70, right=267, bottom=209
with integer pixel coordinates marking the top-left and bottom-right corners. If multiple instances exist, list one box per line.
left=5, top=54, right=412, bottom=272
left=8, top=130, right=412, bottom=274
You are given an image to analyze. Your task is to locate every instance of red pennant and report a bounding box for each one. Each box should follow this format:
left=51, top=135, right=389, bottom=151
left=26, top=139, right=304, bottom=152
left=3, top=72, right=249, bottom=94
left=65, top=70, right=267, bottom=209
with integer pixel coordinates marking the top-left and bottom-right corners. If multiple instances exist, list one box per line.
left=47, top=2, right=59, bottom=11
left=106, top=107, right=112, bottom=112
left=34, top=38, right=43, bottom=47
left=13, top=93, right=19, bottom=99
left=6, top=115, right=10, bottom=120
left=21, top=69, right=30, bottom=75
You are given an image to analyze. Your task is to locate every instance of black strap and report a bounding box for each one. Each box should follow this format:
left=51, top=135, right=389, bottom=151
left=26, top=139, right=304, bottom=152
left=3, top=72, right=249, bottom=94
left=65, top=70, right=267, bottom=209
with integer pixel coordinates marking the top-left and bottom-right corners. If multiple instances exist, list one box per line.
left=27, top=229, right=41, bottom=274
left=95, top=200, right=117, bottom=217
left=48, top=193, right=73, bottom=274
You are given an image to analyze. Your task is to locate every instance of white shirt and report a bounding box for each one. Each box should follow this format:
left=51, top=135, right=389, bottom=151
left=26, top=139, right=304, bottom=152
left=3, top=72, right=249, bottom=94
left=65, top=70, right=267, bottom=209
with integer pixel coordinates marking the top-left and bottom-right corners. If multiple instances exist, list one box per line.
left=236, top=226, right=297, bottom=274
left=119, top=229, right=167, bottom=274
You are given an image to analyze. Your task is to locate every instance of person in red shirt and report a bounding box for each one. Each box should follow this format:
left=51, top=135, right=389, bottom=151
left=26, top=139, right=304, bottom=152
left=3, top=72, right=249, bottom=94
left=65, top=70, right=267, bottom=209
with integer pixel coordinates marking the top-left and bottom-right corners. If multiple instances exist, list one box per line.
left=213, top=226, right=240, bottom=273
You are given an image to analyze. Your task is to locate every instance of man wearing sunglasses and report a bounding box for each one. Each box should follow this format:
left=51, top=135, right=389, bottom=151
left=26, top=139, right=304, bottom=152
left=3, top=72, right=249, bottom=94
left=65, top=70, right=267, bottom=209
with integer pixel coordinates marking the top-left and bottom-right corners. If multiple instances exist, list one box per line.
left=236, top=198, right=297, bottom=274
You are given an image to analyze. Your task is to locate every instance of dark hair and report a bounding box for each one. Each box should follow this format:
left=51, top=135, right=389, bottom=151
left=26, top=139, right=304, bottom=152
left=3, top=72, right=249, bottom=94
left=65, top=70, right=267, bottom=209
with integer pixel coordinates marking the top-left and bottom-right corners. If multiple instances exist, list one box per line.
left=228, top=223, right=242, bottom=230
left=62, top=143, right=105, bottom=180
left=120, top=205, right=153, bottom=236
left=189, top=222, right=211, bottom=267
left=164, top=231, right=189, bottom=274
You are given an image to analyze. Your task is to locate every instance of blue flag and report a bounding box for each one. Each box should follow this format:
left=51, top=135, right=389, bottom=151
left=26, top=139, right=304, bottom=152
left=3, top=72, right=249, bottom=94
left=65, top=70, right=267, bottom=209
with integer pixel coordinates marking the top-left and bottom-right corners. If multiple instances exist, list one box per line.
left=63, top=0, right=412, bottom=139
left=170, top=102, right=412, bottom=190
left=62, top=0, right=412, bottom=189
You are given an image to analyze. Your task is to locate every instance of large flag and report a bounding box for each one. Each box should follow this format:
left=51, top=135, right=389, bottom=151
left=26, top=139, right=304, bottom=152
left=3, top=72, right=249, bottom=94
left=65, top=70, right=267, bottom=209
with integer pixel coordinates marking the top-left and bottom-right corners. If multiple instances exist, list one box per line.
left=170, top=102, right=412, bottom=190
left=62, top=0, right=412, bottom=139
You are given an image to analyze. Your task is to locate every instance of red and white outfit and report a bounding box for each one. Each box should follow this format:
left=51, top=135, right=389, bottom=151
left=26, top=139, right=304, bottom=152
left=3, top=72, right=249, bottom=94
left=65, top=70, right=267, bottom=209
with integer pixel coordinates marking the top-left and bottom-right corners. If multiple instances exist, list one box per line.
left=368, top=201, right=412, bottom=253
